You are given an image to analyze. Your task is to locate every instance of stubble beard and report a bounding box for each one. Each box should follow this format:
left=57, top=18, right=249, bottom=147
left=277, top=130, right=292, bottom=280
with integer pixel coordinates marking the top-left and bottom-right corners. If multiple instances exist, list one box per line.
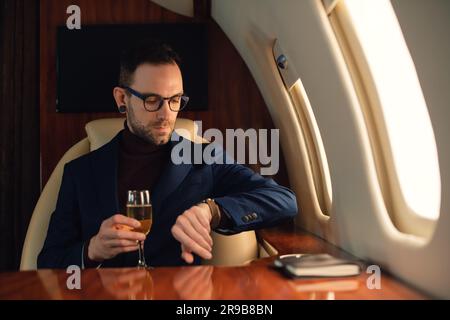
left=127, top=106, right=174, bottom=146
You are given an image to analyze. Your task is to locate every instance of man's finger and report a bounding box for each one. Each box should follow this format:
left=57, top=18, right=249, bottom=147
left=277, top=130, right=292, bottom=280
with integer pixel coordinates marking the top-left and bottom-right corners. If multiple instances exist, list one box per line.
left=176, top=215, right=212, bottom=251
left=179, top=222, right=212, bottom=253
left=104, top=228, right=146, bottom=242
left=105, top=214, right=141, bottom=229
left=181, top=251, right=194, bottom=264
left=181, top=214, right=213, bottom=249
left=172, top=225, right=212, bottom=260
left=190, top=203, right=211, bottom=232
left=181, top=243, right=190, bottom=253
left=106, top=239, right=141, bottom=248
left=185, top=211, right=213, bottom=247
left=181, top=244, right=195, bottom=264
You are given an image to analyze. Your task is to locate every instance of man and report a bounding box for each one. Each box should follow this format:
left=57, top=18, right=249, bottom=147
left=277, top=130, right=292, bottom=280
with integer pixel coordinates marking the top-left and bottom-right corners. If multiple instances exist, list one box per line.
left=38, top=40, right=297, bottom=268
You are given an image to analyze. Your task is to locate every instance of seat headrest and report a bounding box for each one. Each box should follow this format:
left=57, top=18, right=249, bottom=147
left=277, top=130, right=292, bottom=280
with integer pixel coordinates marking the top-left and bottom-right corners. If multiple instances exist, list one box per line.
left=85, top=118, right=204, bottom=151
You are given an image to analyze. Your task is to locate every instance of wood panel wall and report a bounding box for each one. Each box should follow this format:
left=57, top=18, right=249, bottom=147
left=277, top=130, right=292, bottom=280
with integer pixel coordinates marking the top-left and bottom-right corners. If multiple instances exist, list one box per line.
left=0, top=0, right=40, bottom=270
left=40, top=0, right=289, bottom=188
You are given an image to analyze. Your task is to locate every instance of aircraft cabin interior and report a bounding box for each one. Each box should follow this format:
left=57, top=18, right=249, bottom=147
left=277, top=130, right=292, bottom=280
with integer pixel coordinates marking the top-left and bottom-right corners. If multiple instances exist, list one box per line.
left=0, top=0, right=449, bottom=304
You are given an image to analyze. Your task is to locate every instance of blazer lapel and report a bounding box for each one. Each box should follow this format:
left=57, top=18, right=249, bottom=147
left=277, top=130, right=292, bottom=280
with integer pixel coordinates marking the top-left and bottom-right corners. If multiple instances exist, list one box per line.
left=90, top=131, right=194, bottom=218
left=152, top=132, right=193, bottom=212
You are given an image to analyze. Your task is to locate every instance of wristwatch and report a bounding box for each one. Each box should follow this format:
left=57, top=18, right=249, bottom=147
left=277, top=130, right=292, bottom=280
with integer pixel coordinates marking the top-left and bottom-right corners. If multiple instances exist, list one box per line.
left=201, top=198, right=221, bottom=229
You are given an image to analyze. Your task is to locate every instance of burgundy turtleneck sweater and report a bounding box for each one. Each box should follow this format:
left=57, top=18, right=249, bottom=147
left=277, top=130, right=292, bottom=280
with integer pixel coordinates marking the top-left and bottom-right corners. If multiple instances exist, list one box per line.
left=117, top=122, right=228, bottom=225
left=117, top=122, right=170, bottom=213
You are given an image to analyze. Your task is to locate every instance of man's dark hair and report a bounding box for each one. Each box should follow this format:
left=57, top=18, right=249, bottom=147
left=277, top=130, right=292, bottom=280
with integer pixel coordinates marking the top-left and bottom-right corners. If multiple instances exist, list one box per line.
left=118, top=39, right=181, bottom=87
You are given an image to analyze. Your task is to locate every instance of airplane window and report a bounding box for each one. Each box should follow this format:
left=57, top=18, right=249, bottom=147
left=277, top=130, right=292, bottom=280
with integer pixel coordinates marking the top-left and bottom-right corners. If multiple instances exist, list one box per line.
left=327, top=0, right=441, bottom=236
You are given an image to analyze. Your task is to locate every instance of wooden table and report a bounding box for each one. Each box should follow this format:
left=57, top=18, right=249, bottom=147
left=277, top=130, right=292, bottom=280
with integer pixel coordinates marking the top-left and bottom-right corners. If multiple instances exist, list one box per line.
left=0, top=224, right=426, bottom=300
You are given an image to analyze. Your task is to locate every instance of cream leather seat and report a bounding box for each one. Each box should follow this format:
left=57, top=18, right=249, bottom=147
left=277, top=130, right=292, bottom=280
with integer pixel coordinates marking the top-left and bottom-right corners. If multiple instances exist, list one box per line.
left=20, top=118, right=258, bottom=270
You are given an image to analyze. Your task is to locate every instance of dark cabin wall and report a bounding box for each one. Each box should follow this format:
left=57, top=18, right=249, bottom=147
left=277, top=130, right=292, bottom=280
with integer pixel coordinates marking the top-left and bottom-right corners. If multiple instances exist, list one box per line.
left=0, top=0, right=40, bottom=270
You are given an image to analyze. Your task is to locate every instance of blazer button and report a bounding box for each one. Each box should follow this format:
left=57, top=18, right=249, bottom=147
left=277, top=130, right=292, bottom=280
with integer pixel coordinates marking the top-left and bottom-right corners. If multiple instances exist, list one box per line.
left=242, top=215, right=250, bottom=223
left=251, top=213, right=258, bottom=219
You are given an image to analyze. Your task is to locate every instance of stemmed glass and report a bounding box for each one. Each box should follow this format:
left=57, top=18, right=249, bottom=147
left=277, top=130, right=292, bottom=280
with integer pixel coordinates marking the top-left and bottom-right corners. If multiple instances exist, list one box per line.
left=126, top=190, right=152, bottom=268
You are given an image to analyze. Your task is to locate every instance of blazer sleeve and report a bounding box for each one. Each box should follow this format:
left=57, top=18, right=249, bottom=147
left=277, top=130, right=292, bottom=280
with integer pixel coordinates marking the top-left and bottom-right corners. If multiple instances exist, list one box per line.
left=210, top=144, right=298, bottom=235
left=37, top=162, right=84, bottom=269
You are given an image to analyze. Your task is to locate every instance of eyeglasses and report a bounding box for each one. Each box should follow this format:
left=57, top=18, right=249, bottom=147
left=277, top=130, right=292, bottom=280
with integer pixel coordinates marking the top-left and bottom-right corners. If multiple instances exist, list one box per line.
left=122, top=86, right=189, bottom=112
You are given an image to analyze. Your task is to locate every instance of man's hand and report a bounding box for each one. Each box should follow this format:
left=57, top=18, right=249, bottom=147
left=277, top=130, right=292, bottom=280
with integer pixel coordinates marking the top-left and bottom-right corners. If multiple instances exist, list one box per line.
left=88, top=214, right=146, bottom=262
left=171, top=204, right=213, bottom=263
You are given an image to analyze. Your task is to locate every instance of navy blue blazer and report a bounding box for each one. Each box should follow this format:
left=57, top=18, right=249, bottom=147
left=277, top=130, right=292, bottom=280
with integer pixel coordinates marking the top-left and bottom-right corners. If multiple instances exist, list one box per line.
left=37, top=131, right=298, bottom=268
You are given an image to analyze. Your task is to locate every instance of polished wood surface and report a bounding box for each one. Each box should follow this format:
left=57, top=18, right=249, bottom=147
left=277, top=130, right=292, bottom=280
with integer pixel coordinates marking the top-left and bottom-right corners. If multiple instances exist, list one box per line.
left=0, top=261, right=424, bottom=300
left=0, top=226, right=426, bottom=300
left=40, top=0, right=289, bottom=189
left=257, top=222, right=350, bottom=257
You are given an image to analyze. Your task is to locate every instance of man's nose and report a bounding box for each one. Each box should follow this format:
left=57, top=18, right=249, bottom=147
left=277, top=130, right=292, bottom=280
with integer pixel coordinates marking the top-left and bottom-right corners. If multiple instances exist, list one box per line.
left=156, top=99, right=172, bottom=119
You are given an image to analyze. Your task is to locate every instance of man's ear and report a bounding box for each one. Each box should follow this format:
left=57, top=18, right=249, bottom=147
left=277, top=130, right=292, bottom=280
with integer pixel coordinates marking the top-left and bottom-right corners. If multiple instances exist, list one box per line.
left=113, top=86, right=127, bottom=110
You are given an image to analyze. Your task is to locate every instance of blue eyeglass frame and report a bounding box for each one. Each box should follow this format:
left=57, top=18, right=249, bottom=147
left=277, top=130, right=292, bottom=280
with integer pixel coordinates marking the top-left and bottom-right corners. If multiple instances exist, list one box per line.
left=121, top=86, right=189, bottom=112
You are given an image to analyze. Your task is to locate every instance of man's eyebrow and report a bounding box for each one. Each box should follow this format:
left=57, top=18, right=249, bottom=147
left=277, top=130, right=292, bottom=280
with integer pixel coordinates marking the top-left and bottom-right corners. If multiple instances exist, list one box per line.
left=143, top=92, right=184, bottom=97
